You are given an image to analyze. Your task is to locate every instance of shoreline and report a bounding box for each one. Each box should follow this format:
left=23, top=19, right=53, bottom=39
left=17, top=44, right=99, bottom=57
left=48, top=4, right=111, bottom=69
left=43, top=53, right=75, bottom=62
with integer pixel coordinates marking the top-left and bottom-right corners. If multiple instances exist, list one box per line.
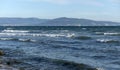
left=0, top=64, right=19, bottom=70
left=0, top=50, right=19, bottom=70
left=0, top=50, right=99, bottom=70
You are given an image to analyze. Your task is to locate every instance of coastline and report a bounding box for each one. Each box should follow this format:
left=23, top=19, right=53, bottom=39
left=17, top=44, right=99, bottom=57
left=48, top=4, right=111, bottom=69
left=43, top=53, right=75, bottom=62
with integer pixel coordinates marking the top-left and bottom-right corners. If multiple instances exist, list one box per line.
left=0, top=50, right=99, bottom=70
left=0, top=50, right=19, bottom=70
left=0, top=64, right=19, bottom=70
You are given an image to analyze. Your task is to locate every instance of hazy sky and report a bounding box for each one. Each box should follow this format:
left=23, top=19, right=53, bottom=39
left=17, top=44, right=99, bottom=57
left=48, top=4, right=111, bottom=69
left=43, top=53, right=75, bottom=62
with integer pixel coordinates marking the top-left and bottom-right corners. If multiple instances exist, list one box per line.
left=0, top=0, right=120, bottom=22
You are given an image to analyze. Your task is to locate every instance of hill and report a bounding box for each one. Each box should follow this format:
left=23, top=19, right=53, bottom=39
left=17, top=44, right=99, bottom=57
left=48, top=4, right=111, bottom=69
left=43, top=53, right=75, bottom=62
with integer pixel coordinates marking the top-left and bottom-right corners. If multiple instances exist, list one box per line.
left=0, top=17, right=120, bottom=26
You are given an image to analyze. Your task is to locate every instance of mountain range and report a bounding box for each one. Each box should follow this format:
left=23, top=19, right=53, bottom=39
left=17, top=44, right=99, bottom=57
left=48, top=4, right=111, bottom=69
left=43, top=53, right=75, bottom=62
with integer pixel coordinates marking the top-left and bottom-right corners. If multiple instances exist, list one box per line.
left=0, top=17, right=120, bottom=26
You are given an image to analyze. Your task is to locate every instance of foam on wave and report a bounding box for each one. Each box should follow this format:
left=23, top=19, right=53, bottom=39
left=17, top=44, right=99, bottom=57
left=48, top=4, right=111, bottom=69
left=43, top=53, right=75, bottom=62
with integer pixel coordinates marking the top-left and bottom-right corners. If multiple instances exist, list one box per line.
left=0, top=38, right=36, bottom=42
left=2, top=29, right=29, bottom=33
left=95, top=32, right=120, bottom=36
left=18, top=38, right=36, bottom=42
left=104, top=32, right=120, bottom=36
left=0, top=32, right=75, bottom=38
left=96, top=39, right=119, bottom=43
left=0, top=38, right=18, bottom=41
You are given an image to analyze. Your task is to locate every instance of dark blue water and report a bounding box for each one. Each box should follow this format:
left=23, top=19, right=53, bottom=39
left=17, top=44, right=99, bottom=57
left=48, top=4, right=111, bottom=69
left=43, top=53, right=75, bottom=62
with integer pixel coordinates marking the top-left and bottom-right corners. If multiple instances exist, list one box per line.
left=0, top=26, right=120, bottom=70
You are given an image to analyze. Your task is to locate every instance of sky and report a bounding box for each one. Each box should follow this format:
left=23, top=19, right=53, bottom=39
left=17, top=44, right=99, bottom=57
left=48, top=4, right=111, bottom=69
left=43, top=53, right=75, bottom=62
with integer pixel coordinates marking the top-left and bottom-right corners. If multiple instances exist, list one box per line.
left=0, top=0, right=120, bottom=22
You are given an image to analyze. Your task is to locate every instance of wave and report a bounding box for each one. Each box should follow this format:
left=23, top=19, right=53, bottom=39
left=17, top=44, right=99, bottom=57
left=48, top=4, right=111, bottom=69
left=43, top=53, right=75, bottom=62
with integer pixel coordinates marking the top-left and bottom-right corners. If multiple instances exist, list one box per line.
left=18, top=39, right=36, bottom=42
left=72, top=36, right=92, bottom=40
left=2, top=56, right=99, bottom=70
left=96, top=39, right=119, bottom=43
left=31, top=33, right=75, bottom=37
left=92, top=55, right=106, bottom=59
left=0, top=38, right=18, bottom=41
left=104, top=32, right=120, bottom=36
left=27, top=56, right=98, bottom=70
left=0, top=32, right=75, bottom=38
left=95, top=32, right=120, bottom=36
left=110, top=60, right=120, bottom=65
left=1, top=29, right=29, bottom=33
left=0, top=38, right=36, bottom=42
left=95, top=32, right=104, bottom=35
left=82, top=28, right=87, bottom=30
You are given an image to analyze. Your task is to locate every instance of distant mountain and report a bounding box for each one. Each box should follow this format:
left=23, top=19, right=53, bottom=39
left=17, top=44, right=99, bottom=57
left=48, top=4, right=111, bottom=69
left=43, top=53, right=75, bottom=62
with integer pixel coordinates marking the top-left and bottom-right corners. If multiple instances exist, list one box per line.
left=0, top=17, right=120, bottom=26
left=0, top=18, right=49, bottom=26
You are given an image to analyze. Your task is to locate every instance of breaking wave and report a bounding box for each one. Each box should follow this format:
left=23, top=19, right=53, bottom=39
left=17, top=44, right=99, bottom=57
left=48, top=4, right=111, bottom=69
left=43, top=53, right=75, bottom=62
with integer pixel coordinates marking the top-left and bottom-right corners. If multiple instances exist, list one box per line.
left=95, top=32, right=120, bottom=36
left=0, top=38, right=36, bottom=42
left=1, top=29, right=29, bottom=33
left=96, top=39, right=119, bottom=43
left=0, top=38, right=18, bottom=41
left=18, top=39, right=36, bottom=42
left=103, top=32, right=120, bottom=36
left=0, top=32, right=75, bottom=38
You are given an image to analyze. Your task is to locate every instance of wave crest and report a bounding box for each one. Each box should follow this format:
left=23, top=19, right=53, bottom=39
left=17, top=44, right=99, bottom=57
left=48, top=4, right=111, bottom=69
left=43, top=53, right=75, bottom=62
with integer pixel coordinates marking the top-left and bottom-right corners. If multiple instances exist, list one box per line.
left=104, top=32, right=120, bottom=36
left=0, top=38, right=18, bottom=41
left=0, top=38, right=36, bottom=42
left=95, top=32, right=120, bottom=36
left=96, top=39, right=119, bottom=43
left=0, top=32, right=75, bottom=38
left=2, top=29, right=29, bottom=33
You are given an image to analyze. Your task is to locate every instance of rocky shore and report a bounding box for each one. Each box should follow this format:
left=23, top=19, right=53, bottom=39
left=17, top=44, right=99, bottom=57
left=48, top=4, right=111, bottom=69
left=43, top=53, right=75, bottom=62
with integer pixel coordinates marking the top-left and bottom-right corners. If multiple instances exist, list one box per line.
left=0, top=50, right=100, bottom=70
left=0, top=64, right=19, bottom=70
left=0, top=50, right=19, bottom=70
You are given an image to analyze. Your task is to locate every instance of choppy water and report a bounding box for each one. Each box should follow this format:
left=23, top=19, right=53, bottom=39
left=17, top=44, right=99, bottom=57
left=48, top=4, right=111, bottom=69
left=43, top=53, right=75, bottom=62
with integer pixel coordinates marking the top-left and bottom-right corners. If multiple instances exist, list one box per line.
left=0, top=26, right=120, bottom=70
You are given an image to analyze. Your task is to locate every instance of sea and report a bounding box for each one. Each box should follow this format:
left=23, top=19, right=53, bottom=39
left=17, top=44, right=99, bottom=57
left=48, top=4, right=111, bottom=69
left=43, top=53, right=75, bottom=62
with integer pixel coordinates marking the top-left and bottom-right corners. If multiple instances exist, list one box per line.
left=0, top=26, right=120, bottom=70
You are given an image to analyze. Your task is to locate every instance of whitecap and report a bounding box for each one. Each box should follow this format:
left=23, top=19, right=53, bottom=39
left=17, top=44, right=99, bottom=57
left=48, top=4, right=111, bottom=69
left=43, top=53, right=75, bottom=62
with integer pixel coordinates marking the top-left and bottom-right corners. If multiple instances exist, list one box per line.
left=30, top=33, right=75, bottom=38
left=0, top=38, right=13, bottom=40
left=96, top=68, right=104, bottom=70
left=0, top=32, right=76, bottom=38
left=95, top=32, right=120, bottom=36
left=66, top=33, right=75, bottom=37
left=103, top=32, right=120, bottom=36
left=0, top=37, right=37, bottom=43
left=2, top=29, right=29, bottom=33
left=96, top=39, right=119, bottom=43
left=0, top=38, right=18, bottom=41
left=18, top=39, right=31, bottom=42
left=18, top=39, right=36, bottom=42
